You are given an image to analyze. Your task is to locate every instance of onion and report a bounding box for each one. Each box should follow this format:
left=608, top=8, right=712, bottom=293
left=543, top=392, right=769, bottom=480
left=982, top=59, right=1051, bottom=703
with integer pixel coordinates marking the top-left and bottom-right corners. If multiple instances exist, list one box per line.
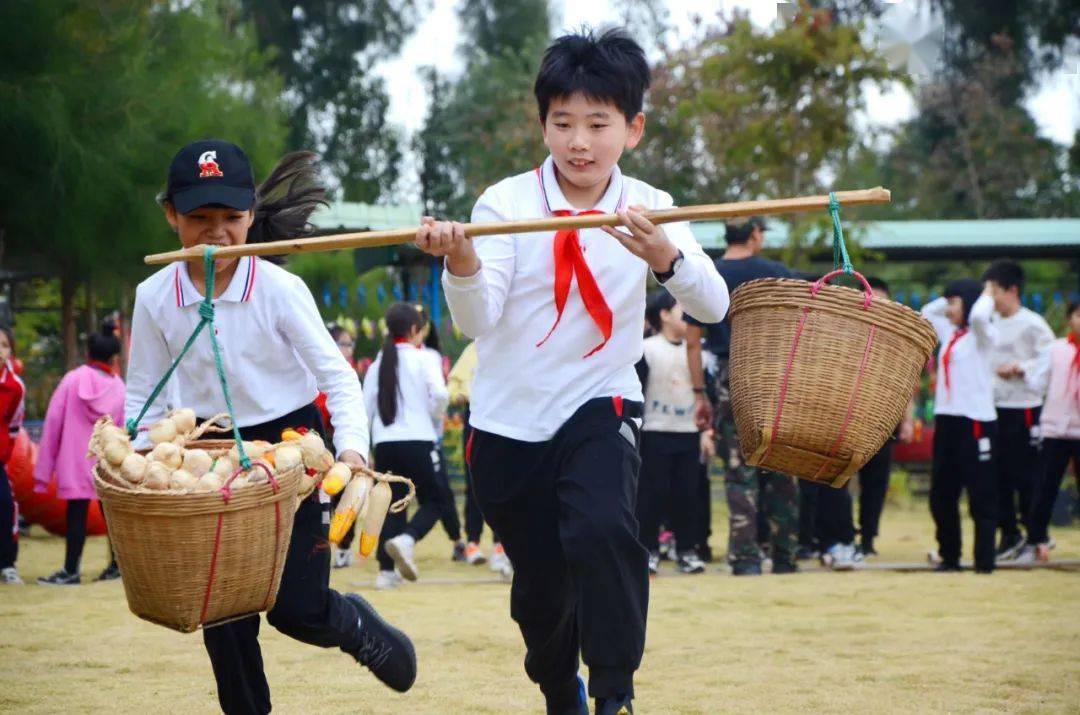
left=195, top=472, right=223, bottom=492
left=169, top=408, right=197, bottom=435
left=103, top=439, right=132, bottom=466
left=149, top=442, right=183, bottom=470
left=211, top=457, right=234, bottom=478
left=273, top=446, right=302, bottom=473
left=182, top=449, right=213, bottom=477
left=144, top=462, right=171, bottom=490
left=169, top=469, right=198, bottom=491
left=149, top=418, right=178, bottom=446
left=120, top=453, right=148, bottom=484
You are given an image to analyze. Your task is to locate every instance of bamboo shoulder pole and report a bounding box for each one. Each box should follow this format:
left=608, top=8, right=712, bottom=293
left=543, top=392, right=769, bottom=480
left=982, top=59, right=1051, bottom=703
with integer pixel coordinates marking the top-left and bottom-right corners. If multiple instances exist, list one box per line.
left=144, top=187, right=890, bottom=265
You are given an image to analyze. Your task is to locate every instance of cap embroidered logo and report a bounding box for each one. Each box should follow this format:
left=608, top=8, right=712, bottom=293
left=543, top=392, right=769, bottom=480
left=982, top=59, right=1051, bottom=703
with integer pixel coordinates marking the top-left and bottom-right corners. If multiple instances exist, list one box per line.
left=198, top=150, right=224, bottom=179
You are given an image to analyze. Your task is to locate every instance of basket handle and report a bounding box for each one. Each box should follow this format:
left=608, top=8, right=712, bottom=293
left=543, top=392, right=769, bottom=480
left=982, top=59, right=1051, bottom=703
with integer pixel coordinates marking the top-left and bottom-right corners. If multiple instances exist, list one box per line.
left=810, top=269, right=873, bottom=310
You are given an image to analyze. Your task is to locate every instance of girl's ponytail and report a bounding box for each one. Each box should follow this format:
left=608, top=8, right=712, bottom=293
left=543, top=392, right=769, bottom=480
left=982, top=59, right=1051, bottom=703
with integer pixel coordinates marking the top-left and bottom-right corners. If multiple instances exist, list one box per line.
left=377, top=303, right=424, bottom=426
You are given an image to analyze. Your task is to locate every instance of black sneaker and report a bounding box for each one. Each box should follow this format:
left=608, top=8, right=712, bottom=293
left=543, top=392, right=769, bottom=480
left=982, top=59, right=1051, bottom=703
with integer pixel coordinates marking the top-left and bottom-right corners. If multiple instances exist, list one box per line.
left=731, top=561, right=762, bottom=576
left=677, top=551, right=706, bottom=574
left=546, top=675, right=588, bottom=715
left=933, top=562, right=962, bottom=573
left=451, top=541, right=467, bottom=563
left=772, top=560, right=799, bottom=575
left=343, top=593, right=417, bottom=692
left=38, top=569, right=80, bottom=586
left=857, top=542, right=878, bottom=558
left=698, top=544, right=714, bottom=563
left=596, top=694, right=633, bottom=715
left=95, top=562, right=121, bottom=582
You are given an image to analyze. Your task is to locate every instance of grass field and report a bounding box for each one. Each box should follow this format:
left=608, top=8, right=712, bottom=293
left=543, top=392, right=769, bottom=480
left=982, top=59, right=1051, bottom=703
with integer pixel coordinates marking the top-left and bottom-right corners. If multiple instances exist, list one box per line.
left=2, top=498, right=1079, bottom=714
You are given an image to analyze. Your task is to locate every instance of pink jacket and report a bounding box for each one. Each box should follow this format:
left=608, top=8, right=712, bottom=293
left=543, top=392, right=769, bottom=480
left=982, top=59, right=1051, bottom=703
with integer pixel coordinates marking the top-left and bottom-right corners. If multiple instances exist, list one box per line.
left=34, top=364, right=125, bottom=500
left=1027, top=338, right=1080, bottom=441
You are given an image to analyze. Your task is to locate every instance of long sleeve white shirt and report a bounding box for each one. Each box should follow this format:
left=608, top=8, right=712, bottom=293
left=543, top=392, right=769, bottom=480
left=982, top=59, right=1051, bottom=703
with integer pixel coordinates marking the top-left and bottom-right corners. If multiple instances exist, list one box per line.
left=125, top=256, right=369, bottom=457
left=922, top=295, right=999, bottom=422
left=442, top=156, right=729, bottom=441
left=988, top=307, right=1055, bottom=408
left=362, top=343, right=449, bottom=446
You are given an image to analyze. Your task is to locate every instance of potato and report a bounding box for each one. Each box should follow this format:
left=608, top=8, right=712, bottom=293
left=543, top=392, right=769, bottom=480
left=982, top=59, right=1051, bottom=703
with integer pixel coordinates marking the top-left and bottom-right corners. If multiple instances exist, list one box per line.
left=103, top=439, right=132, bottom=466
left=169, top=469, right=198, bottom=491
left=228, top=441, right=270, bottom=465
left=149, top=442, right=183, bottom=470
left=149, top=418, right=178, bottom=446
left=120, top=453, right=148, bottom=484
left=144, top=462, right=171, bottom=490
left=181, top=448, right=213, bottom=477
left=169, top=408, right=197, bottom=435
left=101, top=424, right=129, bottom=444
left=247, top=459, right=274, bottom=483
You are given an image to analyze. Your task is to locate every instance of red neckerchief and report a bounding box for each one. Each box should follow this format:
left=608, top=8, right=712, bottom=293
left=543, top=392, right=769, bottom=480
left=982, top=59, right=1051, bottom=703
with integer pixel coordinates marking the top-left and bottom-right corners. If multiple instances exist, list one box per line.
left=88, top=360, right=115, bottom=376
left=535, top=208, right=613, bottom=358
left=941, top=327, right=968, bottom=395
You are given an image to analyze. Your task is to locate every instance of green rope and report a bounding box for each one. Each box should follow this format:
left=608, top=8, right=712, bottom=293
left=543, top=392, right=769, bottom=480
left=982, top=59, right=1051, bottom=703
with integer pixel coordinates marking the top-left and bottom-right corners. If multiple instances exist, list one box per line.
left=126, top=247, right=251, bottom=470
left=828, top=192, right=854, bottom=275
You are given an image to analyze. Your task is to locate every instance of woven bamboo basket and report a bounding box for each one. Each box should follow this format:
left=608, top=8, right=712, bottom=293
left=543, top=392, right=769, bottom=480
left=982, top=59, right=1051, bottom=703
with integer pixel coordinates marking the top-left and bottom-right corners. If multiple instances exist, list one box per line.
left=93, top=438, right=301, bottom=633
left=728, top=271, right=937, bottom=487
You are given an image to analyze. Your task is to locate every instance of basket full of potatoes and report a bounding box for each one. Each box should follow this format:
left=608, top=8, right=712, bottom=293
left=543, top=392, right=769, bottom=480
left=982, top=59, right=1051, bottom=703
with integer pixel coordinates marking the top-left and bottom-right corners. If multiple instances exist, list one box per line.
left=89, top=409, right=340, bottom=633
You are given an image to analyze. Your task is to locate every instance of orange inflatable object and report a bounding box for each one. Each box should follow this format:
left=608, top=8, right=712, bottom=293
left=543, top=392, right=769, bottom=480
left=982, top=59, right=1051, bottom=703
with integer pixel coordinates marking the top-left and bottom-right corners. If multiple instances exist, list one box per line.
left=7, top=429, right=107, bottom=536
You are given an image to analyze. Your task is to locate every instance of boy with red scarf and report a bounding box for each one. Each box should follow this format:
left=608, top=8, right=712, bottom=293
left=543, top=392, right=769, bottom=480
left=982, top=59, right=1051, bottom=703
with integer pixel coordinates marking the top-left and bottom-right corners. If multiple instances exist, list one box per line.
left=414, top=29, right=728, bottom=715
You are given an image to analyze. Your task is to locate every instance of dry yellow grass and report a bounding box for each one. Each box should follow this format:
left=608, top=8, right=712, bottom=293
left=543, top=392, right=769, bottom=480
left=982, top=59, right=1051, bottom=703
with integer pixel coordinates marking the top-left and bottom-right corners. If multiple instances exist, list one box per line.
left=2, top=500, right=1078, bottom=714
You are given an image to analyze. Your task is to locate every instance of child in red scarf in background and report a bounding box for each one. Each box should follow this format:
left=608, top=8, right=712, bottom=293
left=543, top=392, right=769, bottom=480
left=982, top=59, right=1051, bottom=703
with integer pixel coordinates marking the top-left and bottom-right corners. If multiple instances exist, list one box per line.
left=921, top=279, right=999, bottom=573
left=0, top=326, right=26, bottom=585
left=1021, top=300, right=1080, bottom=562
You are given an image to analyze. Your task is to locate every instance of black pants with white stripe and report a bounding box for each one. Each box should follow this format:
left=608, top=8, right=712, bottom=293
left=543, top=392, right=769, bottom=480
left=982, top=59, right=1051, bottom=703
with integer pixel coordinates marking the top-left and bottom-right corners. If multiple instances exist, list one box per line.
left=930, top=415, right=998, bottom=572
left=202, top=404, right=365, bottom=715
left=995, top=406, right=1041, bottom=542
left=468, top=397, right=647, bottom=705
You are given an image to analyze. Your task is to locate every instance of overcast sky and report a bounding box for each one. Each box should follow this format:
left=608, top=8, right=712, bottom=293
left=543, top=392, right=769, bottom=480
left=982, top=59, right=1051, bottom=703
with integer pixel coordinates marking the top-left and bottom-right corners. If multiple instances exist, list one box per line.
left=376, top=0, right=1080, bottom=201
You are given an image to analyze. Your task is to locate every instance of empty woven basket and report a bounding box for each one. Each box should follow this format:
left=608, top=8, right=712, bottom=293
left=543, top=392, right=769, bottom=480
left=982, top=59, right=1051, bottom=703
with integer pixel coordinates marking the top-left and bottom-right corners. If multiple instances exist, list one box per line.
left=727, top=271, right=937, bottom=487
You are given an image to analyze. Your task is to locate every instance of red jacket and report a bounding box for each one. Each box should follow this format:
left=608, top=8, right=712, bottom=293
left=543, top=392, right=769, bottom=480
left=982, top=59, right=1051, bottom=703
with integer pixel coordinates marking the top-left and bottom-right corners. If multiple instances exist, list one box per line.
left=0, top=361, right=26, bottom=463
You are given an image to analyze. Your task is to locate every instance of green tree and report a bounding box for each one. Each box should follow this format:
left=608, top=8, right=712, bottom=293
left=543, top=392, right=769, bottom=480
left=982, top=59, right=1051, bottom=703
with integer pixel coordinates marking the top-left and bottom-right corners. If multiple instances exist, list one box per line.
left=237, top=0, right=419, bottom=202
left=416, top=0, right=550, bottom=220
left=0, top=0, right=287, bottom=368
left=623, top=6, right=901, bottom=267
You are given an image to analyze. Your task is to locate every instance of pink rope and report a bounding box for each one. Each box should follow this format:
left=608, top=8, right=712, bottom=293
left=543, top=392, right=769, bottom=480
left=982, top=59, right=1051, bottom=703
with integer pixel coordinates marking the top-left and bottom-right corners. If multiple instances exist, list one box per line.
left=760, top=307, right=812, bottom=465
left=810, top=325, right=878, bottom=481
left=199, top=513, right=225, bottom=624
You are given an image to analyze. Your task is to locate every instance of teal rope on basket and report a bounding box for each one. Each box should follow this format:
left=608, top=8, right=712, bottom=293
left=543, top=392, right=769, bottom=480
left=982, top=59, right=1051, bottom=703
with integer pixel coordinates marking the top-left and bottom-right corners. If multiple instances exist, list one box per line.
left=828, top=191, right=854, bottom=276
left=126, top=247, right=251, bottom=470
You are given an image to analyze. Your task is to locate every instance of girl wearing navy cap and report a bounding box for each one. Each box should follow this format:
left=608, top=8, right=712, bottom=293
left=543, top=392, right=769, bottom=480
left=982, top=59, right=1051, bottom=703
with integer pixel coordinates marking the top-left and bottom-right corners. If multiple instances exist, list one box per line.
left=125, top=140, right=416, bottom=714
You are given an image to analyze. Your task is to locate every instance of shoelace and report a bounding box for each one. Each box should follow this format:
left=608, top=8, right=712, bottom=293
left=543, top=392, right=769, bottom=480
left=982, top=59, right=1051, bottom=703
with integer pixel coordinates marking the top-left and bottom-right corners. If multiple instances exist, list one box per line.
left=355, top=632, right=393, bottom=669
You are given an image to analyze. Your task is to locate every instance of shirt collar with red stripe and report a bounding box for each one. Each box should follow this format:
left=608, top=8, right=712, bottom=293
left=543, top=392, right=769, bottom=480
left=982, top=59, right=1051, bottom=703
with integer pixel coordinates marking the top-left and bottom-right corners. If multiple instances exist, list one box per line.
left=536, top=155, right=627, bottom=216
left=174, top=255, right=257, bottom=308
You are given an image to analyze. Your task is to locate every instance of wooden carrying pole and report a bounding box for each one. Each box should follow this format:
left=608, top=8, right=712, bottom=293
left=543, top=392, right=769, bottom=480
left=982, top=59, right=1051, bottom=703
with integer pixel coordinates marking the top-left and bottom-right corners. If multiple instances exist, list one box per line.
left=144, top=187, right=890, bottom=265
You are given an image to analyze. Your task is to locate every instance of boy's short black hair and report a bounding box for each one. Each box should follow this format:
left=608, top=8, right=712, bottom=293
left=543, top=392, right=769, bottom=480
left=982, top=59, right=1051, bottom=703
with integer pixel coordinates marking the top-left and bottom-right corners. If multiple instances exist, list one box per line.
left=88, top=320, right=121, bottom=362
left=1067, top=300, right=1080, bottom=318
left=982, top=259, right=1024, bottom=292
left=866, top=276, right=890, bottom=295
left=645, top=290, right=677, bottom=333
left=534, top=28, right=650, bottom=122
left=724, top=219, right=754, bottom=245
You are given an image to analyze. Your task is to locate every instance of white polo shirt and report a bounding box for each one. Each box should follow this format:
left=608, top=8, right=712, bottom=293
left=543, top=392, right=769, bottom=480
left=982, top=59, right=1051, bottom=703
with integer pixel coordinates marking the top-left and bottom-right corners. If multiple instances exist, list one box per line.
left=922, top=295, right=999, bottom=422
left=125, top=256, right=370, bottom=457
left=443, top=156, right=730, bottom=442
left=362, top=343, right=449, bottom=446
left=989, top=307, right=1055, bottom=409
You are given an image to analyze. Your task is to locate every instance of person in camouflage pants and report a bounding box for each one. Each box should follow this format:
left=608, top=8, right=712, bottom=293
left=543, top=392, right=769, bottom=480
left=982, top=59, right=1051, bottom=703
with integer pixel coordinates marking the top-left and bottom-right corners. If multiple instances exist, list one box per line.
left=714, top=363, right=799, bottom=575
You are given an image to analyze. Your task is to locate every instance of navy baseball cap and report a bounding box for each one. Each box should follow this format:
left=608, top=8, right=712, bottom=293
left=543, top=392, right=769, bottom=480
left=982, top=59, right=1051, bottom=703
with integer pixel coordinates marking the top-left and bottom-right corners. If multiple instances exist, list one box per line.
left=165, top=139, right=255, bottom=214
